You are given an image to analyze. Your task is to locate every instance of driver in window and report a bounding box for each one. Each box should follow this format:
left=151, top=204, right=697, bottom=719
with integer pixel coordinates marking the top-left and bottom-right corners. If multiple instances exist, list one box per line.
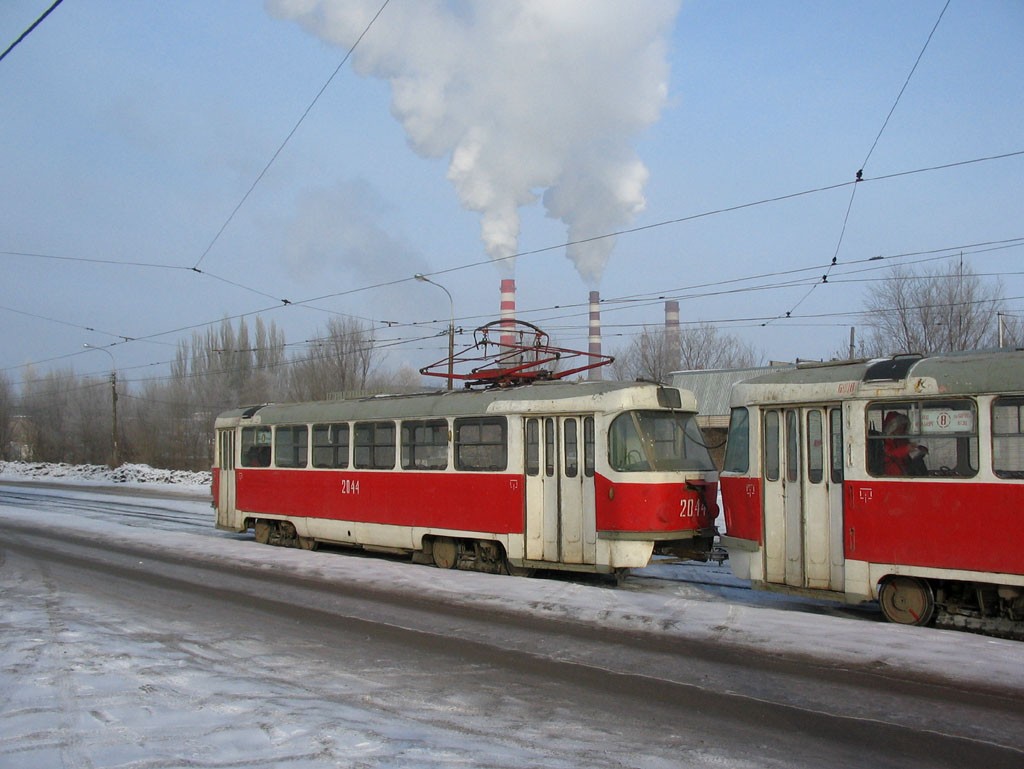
left=883, top=412, right=928, bottom=476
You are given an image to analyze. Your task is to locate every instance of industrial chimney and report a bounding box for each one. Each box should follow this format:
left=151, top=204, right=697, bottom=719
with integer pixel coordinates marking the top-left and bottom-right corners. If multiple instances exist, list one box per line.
left=500, top=278, right=516, bottom=348
left=588, top=290, right=602, bottom=380
left=665, top=300, right=681, bottom=373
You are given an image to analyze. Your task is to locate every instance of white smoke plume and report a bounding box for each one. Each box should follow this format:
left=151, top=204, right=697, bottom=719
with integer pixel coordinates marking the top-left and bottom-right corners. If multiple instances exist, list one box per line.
left=268, top=0, right=678, bottom=286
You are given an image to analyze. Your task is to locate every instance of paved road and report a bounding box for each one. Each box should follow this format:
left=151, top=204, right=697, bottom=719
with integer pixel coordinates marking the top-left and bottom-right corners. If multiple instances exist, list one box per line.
left=2, top=501, right=1022, bottom=768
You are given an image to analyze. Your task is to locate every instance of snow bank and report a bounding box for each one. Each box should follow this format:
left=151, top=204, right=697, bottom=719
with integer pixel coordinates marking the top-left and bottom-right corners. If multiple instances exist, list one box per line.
left=0, top=461, right=211, bottom=490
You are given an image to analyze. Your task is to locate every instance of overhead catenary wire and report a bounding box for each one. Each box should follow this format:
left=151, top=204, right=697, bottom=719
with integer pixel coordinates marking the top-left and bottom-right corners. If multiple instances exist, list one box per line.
left=0, top=0, right=64, bottom=63
left=779, top=0, right=952, bottom=321
left=5, top=150, right=1022, bottom=379
left=191, top=0, right=392, bottom=271
left=5, top=228, right=1023, bottom=377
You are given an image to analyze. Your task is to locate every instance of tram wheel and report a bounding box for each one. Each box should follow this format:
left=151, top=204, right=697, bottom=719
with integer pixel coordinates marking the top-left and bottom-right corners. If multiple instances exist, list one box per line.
left=504, top=560, right=535, bottom=578
left=878, top=576, right=936, bottom=626
left=432, top=537, right=458, bottom=569
left=254, top=520, right=272, bottom=544
left=298, top=536, right=318, bottom=551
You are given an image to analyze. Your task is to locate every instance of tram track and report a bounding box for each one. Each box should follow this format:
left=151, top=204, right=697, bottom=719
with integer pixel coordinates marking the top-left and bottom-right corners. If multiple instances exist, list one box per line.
left=0, top=485, right=211, bottom=533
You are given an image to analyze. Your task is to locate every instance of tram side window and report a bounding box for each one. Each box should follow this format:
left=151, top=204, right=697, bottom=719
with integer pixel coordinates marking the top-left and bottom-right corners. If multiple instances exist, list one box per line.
left=313, top=423, right=349, bottom=469
left=865, top=400, right=978, bottom=478
left=564, top=420, right=578, bottom=478
left=354, top=421, right=396, bottom=470
left=785, top=411, right=799, bottom=483
left=583, top=416, right=595, bottom=478
left=829, top=408, right=844, bottom=483
left=401, top=420, right=449, bottom=471
left=544, top=418, right=555, bottom=477
left=763, top=411, right=780, bottom=481
left=240, top=426, right=271, bottom=468
left=455, top=417, right=507, bottom=471
left=807, top=410, right=823, bottom=484
left=275, top=426, right=308, bottom=468
left=525, top=419, right=540, bottom=476
left=722, top=407, right=749, bottom=474
left=992, top=397, right=1024, bottom=479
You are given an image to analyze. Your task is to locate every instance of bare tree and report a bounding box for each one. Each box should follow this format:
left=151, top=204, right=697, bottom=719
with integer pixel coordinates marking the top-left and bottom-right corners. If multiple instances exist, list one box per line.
left=996, top=312, right=1024, bottom=349
left=612, top=322, right=760, bottom=382
left=0, top=371, right=13, bottom=460
left=288, top=317, right=379, bottom=401
left=19, top=366, right=76, bottom=463
left=860, top=261, right=1004, bottom=356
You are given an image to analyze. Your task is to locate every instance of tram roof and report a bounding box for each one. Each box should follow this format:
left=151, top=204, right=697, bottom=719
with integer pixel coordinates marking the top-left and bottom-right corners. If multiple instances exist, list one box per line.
left=215, top=379, right=698, bottom=426
left=731, top=349, right=1024, bottom=403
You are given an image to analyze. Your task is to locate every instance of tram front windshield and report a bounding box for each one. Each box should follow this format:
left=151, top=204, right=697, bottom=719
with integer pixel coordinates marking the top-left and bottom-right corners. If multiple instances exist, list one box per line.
left=609, top=410, right=716, bottom=473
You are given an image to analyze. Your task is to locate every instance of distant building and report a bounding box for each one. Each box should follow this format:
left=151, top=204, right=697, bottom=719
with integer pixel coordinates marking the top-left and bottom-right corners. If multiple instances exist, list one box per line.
left=670, top=363, right=795, bottom=468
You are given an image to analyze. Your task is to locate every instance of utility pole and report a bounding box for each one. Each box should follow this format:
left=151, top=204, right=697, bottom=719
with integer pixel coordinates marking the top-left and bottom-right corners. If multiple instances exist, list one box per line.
left=414, top=274, right=456, bottom=389
left=848, top=327, right=856, bottom=360
left=84, top=344, right=119, bottom=467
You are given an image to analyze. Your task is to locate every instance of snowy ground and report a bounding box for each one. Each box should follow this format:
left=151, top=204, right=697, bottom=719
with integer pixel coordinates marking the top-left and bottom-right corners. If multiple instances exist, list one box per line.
left=1, top=461, right=1021, bottom=690
left=0, top=460, right=211, bottom=491
left=2, top=462, right=1023, bottom=767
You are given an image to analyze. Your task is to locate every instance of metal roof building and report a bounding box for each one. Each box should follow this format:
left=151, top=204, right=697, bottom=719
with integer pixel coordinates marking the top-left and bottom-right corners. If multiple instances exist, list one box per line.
left=670, top=364, right=795, bottom=428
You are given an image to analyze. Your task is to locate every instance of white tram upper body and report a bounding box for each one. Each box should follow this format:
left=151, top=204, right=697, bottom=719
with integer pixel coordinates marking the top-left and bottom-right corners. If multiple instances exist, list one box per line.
left=213, top=380, right=719, bottom=575
left=719, top=350, right=1024, bottom=630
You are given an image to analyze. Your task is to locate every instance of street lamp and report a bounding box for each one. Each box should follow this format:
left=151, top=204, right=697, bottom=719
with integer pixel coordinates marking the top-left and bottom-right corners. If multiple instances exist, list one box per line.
left=83, top=344, right=120, bottom=467
left=414, top=273, right=455, bottom=390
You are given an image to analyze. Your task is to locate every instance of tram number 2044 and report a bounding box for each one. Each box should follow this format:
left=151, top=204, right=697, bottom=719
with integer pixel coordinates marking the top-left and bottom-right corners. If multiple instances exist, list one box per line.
left=679, top=497, right=707, bottom=518
left=340, top=479, right=361, bottom=495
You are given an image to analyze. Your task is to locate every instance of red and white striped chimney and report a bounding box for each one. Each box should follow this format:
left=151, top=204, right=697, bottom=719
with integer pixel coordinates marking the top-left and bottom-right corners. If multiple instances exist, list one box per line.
left=665, top=300, right=680, bottom=338
left=665, top=299, right=681, bottom=372
left=500, top=279, right=516, bottom=348
left=588, top=290, right=602, bottom=380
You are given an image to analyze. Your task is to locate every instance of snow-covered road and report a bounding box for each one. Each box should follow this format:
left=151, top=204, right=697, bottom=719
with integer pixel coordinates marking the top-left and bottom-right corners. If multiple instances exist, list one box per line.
left=2, top=472, right=1023, bottom=767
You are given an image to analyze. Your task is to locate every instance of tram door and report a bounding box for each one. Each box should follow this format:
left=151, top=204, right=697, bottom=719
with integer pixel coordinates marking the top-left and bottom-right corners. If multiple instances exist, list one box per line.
left=523, top=417, right=596, bottom=565
left=216, top=429, right=236, bottom=529
left=761, top=406, right=844, bottom=590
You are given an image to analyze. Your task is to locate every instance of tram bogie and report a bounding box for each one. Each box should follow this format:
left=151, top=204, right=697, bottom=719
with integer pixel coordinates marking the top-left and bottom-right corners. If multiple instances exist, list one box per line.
left=213, top=380, right=719, bottom=577
left=720, top=350, right=1024, bottom=636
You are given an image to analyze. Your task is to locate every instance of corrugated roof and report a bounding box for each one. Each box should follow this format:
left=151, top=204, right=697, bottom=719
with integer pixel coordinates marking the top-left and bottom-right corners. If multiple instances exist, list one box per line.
left=671, top=365, right=795, bottom=424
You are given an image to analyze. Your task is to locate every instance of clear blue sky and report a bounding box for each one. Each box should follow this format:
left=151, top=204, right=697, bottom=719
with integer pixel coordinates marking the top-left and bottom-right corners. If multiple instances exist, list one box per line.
left=2, top=0, right=1022, bottom=388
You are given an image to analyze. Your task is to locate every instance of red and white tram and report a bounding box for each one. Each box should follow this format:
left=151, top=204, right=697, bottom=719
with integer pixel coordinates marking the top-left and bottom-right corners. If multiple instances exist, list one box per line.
left=719, top=350, right=1024, bottom=633
left=213, top=380, right=719, bottom=576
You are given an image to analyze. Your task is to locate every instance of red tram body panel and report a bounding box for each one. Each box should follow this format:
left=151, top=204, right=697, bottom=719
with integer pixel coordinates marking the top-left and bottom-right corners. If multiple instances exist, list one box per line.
left=842, top=480, right=1022, bottom=576
left=213, top=381, right=719, bottom=575
left=718, top=350, right=1024, bottom=630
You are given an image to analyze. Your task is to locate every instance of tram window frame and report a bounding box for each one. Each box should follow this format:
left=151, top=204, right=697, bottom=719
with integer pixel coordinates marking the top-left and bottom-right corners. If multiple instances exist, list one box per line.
left=454, top=417, right=507, bottom=472
left=312, top=423, right=349, bottom=469
left=525, top=418, right=540, bottom=476
left=865, top=400, right=978, bottom=478
left=763, top=411, right=780, bottom=482
left=240, top=426, right=272, bottom=468
left=785, top=410, right=799, bottom=483
left=401, top=419, right=449, bottom=471
left=354, top=421, right=396, bottom=470
left=722, top=407, right=750, bottom=474
left=992, top=396, right=1024, bottom=479
left=274, top=425, right=308, bottom=468
left=583, top=416, right=595, bottom=478
left=807, top=410, right=823, bottom=484
left=607, top=410, right=716, bottom=473
left=829, top=408, right=844, bottom=483
left=564, top=419, right=578, bottom=478
left=544, top=418, right=555, bottom=477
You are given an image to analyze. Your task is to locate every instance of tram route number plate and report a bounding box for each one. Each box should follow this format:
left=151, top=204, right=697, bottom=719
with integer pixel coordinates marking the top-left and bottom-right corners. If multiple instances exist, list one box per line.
left=340, top=479, right=361, bottom=495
